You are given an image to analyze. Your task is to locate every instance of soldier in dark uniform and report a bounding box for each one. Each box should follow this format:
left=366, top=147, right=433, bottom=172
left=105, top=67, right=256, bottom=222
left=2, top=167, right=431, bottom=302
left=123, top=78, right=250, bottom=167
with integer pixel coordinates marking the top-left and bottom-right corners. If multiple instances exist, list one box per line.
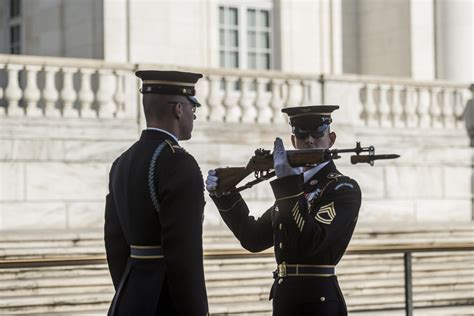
left=206, top=106, right=362, bottom=316
left=104, top=70, right=209, bottom=315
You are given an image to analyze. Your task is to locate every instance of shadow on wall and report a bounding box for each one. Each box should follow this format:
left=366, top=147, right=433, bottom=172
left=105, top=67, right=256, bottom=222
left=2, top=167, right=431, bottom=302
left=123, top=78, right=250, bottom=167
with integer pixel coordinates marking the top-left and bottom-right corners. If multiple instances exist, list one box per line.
left=465, top=84, right=474, bottom=146
left=464, top=84, right=474, bottom=220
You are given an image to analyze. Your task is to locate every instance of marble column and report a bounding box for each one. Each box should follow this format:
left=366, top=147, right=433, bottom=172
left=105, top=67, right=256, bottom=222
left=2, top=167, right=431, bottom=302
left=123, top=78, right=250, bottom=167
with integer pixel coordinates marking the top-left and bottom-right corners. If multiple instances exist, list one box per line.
left=435, top=0, right=473, bottom=82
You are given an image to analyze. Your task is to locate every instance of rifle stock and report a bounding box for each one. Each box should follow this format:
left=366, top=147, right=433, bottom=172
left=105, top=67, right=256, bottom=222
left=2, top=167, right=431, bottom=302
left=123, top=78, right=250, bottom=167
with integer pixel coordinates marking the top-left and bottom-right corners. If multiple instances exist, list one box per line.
left=286, top=149, right=330, bottom=166
left=214, top=167, right=252, bottom=196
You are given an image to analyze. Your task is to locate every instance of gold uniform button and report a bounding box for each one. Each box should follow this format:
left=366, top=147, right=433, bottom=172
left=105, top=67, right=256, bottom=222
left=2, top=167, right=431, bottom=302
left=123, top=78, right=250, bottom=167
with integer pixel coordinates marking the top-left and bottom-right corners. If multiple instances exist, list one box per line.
left=279, top=223, right=282, bottom=230
left=320, top=296, right=326, bottom=302
left=278, top=278, right=283, bottom=284
left=279, top=242, right=283, bottom=248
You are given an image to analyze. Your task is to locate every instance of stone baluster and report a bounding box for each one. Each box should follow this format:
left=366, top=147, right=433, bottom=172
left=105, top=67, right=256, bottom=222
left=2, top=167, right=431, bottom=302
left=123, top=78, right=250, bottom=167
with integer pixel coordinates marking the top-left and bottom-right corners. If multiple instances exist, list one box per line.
left=255, top=78, right=272, bottom=123
left=207, top=75, right=225, bottom=122
left=390, top=85, right=405, bottom=127
left=239, top=77, right=257, bottom=123
left=440, top=88, right=455, bottom=128
left=4, top=64, right=24, bottom=116
left=453, top=89, right=466, bottom=128
left=429, top=87, right=442, bottom=128
left=96, top=69, right=115, bottom=118
left=195, top=76, right=209, bottom=122
left=60, top=67, right=78, bottom=117
left=113, top=70, right=126, bottom=118
left=404, top=87, right=419, bottom=128
left=42, top=66, right=60, bottom=117
left=78, top=68, right=96, bottom=118
left=223, top=76, right=241, bottom=122
left=285, top=79, right=302, bottom=107
left=301, top=80, right=313, bottom=105
left=417, top=87, right=431, bottom=128
left=23, top=65, right=42, bottom=117
left=270, top=79, right=285, bottom=123
left=377, top=84, right=391, bottom=127
left=360, top=84, right=377, bottom=126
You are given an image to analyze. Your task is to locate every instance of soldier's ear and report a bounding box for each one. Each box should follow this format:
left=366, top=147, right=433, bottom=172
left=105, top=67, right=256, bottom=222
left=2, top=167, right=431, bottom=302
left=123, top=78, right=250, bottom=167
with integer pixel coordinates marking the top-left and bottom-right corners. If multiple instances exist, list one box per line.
left=328, top=131, right=336, bottom=148
left=173, top=102, right=183, bottom=119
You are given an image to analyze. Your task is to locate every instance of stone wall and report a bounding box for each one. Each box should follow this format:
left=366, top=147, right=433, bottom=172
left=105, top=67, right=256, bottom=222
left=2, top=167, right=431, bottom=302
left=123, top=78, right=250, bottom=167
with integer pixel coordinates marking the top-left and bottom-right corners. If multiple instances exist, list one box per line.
left=0, top=55, right=472, bottom=231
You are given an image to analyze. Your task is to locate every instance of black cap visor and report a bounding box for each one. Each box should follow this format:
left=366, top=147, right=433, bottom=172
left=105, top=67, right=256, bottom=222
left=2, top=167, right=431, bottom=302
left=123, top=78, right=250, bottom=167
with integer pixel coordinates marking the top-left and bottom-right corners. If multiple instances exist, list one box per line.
left=187, top=95, right=201, bottom=107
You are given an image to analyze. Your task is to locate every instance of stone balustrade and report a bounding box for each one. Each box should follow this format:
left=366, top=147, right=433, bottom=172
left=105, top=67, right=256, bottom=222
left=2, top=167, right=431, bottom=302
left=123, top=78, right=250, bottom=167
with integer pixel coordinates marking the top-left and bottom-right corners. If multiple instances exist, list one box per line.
left=0, top=54, right=472, bottom=230
left=0, top=54, right=470, bottom=130
left=321, top=74, right=472, bottom=130
left=0, top=55, right=135, bottom=119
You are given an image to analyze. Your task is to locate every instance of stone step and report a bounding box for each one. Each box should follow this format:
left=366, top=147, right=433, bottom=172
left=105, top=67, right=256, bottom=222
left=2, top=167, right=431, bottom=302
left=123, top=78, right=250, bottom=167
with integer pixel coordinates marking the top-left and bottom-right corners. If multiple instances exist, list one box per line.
left=0, top=267, right=471, bottom=302
left=0, top=224, right=472, bottom=243
left=0, top=280, right=471, bottom=314
left=352, top=305, right=474, bottom=316
left=0, top=225, right=472, bottom=314
left=12, top=298, right=472, bottom=316
left=0, top=254, right=471, bottom=286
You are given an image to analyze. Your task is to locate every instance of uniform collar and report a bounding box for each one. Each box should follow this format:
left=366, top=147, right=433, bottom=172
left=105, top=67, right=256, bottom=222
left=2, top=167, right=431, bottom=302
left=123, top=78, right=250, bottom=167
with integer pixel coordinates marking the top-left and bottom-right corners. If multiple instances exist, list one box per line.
left=303, top=161, right=331, bottom=183
left=140, top=128, right=179, bottom=145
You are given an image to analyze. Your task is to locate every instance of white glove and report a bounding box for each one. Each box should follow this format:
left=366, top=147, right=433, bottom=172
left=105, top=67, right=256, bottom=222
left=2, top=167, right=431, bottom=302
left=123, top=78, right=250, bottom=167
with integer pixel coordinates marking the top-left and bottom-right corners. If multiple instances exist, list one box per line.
left=273, top=137, right=300, bottom=178
left=205, top=169, right=219, bottom=196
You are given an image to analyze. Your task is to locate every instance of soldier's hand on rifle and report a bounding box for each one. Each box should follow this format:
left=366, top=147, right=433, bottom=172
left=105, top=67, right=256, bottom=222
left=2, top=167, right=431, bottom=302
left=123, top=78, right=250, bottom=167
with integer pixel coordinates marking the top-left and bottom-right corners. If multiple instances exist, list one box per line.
left=205, top=169, right=219, bottom=196
left=273, top=137, right=301, bottom=178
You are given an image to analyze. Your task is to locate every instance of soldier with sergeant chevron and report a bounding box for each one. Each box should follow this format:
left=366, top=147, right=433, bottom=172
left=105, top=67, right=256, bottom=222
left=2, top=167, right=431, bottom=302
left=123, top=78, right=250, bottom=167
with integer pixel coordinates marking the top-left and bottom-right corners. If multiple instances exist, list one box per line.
left=206, top=105, right=362, bottom=316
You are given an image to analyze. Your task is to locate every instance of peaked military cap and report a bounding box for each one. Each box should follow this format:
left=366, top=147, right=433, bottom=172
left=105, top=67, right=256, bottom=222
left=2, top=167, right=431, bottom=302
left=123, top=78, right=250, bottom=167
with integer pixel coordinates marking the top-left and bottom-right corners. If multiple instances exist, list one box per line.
left=135, top=70, right=203, bottom=106
left=282, top=105, right=339, bottom=138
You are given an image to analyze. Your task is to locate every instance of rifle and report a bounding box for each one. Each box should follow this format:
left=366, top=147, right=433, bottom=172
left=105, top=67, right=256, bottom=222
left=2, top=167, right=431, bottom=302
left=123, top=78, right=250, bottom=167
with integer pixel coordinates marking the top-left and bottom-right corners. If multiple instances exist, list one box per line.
left=214, top=142, right=399, bottom=196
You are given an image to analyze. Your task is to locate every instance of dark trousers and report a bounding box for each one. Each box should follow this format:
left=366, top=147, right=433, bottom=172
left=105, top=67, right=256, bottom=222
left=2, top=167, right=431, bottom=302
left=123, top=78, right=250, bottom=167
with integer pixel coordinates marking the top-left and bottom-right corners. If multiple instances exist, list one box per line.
left=271, top=276, right=347, bottom=316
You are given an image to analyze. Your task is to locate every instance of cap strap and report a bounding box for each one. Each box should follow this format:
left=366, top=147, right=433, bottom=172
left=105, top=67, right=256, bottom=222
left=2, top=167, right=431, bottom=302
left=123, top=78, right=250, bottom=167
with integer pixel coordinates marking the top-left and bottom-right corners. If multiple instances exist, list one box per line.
left=143, top=80, right=195, bottom=87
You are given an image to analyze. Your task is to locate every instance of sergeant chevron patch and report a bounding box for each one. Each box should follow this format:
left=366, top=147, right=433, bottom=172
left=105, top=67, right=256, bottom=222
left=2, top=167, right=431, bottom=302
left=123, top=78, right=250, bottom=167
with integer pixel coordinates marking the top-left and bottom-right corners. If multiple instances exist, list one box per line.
left=315, top=202, right=336, bottom=225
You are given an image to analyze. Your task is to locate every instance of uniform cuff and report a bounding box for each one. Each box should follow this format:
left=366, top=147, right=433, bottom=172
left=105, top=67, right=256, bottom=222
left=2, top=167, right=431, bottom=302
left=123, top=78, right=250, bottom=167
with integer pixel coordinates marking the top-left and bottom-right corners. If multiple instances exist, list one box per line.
left=270, top=174, right=304, bottom=200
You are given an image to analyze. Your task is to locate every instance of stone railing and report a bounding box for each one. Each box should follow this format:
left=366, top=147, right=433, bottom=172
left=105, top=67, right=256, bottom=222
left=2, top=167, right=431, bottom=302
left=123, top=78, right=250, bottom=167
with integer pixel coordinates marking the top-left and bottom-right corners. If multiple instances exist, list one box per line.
left=0, top=54, right=471, bottom=130
left=322, top=74, right=471, bottom=129
left=0, top=55, right=135, bottom=119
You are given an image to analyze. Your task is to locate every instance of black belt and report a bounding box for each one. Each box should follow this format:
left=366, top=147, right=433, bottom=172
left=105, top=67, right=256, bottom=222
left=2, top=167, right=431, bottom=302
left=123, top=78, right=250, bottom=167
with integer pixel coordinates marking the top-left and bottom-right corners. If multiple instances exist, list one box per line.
left=130, top=245, right=163, bottom=259
left=273, top=262, right=336, bottom=278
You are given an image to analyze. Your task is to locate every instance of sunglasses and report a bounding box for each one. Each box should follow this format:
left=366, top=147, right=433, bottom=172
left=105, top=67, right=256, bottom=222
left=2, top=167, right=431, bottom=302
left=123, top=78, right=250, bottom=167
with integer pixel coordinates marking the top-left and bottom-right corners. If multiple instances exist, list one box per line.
left=294, top=131, right=323, bottom=139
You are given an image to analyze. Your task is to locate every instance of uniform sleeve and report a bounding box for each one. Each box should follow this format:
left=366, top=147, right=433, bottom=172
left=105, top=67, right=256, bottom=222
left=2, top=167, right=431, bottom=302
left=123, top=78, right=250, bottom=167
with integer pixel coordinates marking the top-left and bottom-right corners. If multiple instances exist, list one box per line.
left=270, top=174, right=361, bottom=256
left=158, top=153, right=208, bottom=315
left=211, top=193, right=274, bottom=253
left=104, top=166, right=130, bottom=290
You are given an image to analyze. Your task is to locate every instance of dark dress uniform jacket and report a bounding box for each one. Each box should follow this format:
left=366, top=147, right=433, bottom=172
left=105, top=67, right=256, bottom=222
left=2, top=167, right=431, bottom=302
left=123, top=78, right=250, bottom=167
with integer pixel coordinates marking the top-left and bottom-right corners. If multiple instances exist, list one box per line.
left=105, top=129, right=208, bottom=315
left=211, top=161, right=361, bottom=316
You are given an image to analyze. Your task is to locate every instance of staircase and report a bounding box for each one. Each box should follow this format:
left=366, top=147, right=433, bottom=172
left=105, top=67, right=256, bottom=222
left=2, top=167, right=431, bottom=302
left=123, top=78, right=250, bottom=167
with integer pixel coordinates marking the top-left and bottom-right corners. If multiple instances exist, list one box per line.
left=0, top=224, right=473, bottom=315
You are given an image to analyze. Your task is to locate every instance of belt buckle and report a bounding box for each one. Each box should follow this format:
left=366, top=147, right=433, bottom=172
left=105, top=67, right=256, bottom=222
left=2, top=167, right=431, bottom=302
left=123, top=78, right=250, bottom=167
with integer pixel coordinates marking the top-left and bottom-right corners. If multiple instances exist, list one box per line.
left=277, top=262, right=287, bottom=278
